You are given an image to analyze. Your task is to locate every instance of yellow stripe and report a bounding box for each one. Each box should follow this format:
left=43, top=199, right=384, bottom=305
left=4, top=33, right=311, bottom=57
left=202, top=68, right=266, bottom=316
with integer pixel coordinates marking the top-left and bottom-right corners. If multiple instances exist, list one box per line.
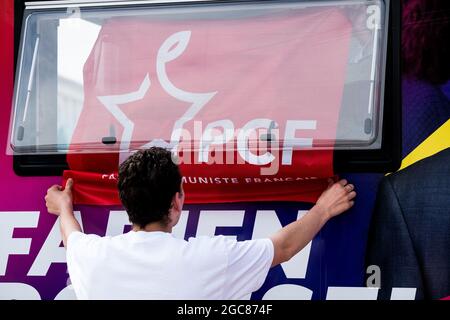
left=399, top=118, right=450, bottom=171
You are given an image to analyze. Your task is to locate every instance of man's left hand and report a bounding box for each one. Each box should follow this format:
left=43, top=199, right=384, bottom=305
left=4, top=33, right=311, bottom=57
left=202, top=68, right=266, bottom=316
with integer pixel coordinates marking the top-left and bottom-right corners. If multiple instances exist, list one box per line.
left=45, top=179, right=74, bottom=216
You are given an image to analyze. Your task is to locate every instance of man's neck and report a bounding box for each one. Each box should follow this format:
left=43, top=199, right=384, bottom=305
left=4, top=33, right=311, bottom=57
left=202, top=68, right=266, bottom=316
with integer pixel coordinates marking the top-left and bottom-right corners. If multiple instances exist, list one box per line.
left=132, top=222, right=172, bottom=233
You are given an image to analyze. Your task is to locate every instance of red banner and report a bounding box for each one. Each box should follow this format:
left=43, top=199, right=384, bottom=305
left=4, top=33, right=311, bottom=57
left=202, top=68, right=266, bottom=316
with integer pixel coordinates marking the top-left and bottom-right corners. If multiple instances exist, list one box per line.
left=65, top=8, right=352, bottom=205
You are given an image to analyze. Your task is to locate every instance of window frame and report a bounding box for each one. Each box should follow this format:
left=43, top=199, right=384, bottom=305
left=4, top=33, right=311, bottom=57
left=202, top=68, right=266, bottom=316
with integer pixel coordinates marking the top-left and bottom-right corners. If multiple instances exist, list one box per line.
left=12, top=0, right=401, bottom=176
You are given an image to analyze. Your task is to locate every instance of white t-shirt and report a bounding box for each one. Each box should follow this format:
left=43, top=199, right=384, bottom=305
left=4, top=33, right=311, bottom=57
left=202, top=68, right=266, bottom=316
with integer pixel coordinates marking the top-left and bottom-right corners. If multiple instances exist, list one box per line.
left=66, top=230, right=274, bottom=300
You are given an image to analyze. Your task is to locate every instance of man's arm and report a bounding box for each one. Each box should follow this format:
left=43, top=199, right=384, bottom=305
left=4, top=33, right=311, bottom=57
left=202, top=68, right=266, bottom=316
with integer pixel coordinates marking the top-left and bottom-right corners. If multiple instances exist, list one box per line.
left=45, top=179, right=82, bottom=247
left=270, top=179, right=356, bottom=267
left=365, top=177, right=424, bottom=300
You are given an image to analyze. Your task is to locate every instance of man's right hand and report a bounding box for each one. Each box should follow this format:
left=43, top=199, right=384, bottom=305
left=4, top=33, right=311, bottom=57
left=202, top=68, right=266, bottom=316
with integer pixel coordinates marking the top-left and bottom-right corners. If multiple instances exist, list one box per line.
left=315, top=178, right=356, bottom=221
left=269, top=178, right=356, bottom=267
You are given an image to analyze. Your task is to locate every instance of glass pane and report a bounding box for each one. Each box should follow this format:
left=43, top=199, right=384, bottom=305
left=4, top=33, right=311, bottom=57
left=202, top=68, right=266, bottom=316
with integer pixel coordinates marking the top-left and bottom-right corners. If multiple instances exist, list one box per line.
left=9, top=0, right=388, bottom=155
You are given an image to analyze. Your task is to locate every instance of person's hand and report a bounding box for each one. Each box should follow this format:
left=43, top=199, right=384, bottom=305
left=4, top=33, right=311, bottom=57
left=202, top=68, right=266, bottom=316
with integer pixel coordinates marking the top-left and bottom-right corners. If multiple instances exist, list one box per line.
left=45, top=179, right=74, bottom=216
left=315, top=178, right=356, bottom=221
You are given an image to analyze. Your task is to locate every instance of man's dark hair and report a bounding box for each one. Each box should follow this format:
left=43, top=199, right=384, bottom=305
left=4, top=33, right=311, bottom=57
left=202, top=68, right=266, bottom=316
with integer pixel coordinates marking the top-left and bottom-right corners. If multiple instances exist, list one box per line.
left=402, top=0, right=450, bottom=84
left=118, top=147, right=182, bottom=228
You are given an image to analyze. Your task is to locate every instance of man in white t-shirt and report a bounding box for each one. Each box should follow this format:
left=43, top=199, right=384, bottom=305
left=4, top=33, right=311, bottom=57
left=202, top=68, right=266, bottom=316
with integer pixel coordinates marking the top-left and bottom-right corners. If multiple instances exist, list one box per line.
left=45, top=147, right=356, bottom=300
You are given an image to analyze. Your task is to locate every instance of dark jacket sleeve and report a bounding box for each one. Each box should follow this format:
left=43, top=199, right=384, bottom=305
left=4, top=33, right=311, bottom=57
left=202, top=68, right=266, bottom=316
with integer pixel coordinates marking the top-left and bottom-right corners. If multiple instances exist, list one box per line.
left=366, top=177, right=424, bottom=300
